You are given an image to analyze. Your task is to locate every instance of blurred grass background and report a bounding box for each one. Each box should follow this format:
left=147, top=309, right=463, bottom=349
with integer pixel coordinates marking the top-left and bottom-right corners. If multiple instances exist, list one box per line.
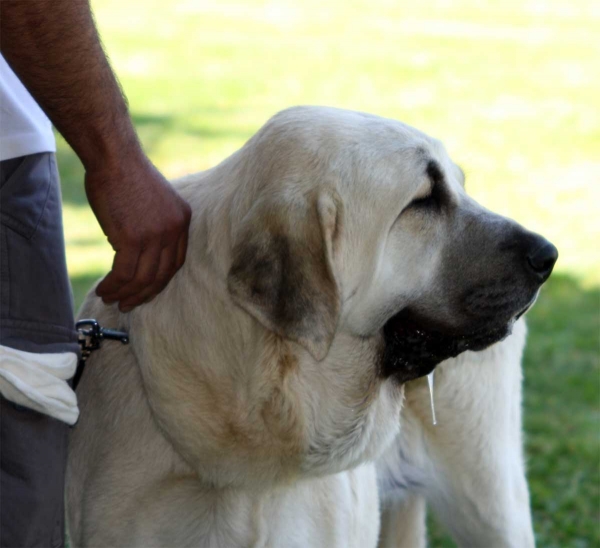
left=59, top=0, right=599, bottom=545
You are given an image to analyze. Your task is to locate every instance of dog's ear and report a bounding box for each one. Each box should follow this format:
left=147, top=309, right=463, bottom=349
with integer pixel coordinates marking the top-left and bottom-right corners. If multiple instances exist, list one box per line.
left=227, top=190, right=342, bottom=361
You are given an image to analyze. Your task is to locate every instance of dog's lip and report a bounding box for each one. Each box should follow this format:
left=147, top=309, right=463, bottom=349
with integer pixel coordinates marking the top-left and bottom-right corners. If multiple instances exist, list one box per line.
left=384, top=311, right=513, bottom=351
left=514, top=291, right=539, bottom=321
left=381, top=283, right=541, bottom=381
left=380, top=308, right=515, bottom=381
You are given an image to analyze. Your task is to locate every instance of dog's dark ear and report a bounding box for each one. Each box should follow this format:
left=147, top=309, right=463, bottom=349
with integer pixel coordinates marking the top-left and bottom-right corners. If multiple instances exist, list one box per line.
left=227, top=190, right=342, bottom=361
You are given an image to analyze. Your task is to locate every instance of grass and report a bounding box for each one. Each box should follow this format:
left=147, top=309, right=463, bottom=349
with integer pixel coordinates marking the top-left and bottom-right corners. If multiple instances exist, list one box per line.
left=60, top=0, right=599, bottom=545
left=523, top=276, right=599, bottom=547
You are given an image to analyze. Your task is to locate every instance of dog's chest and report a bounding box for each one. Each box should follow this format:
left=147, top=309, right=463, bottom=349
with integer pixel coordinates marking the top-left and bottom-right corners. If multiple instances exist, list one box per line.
left=248, top=465, right=380, bottom=548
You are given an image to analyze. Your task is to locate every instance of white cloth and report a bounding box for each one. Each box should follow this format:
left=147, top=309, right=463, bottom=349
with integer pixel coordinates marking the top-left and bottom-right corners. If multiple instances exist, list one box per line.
left=0, top=344, right=79, bottom=425
left=0, top=54, right=56, bottom=161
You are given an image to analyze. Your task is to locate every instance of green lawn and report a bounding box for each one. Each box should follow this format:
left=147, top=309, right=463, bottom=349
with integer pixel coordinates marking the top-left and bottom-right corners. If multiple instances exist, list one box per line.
left=62, top=0, right=599, bottom=545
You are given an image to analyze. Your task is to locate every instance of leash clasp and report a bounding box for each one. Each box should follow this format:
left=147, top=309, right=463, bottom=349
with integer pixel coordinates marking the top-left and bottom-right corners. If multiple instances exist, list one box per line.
left=73, top=319, right=129, bottom=390
left=76, top=319, right=129, bottom=361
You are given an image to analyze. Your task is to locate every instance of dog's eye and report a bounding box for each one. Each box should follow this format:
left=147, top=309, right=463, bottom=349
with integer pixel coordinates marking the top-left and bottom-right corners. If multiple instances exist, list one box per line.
left=401, top=179, right=445, bottom=218
left=407, top=192, right=436, bottom=210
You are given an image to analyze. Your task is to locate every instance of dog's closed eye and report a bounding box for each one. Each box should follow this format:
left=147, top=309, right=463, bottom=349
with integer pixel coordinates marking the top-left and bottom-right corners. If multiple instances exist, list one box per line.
left=404, top=161, right=448, bottom=214
left=406, top=191, right=436, bottom=210
left=403, top=182, right=441, bottom=214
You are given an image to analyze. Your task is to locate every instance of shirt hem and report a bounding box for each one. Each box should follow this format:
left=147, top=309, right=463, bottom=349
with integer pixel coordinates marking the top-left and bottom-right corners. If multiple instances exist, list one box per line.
left=0, top=132, right=57, bottom=162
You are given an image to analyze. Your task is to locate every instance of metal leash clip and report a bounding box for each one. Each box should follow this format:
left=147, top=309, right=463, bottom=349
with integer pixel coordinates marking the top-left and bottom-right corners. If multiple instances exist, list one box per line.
left=73, top=319, right=129, bottom=389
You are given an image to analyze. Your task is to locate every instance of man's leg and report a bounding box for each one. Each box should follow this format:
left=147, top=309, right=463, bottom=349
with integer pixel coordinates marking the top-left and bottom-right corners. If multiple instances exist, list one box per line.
left=0, top=153, right=78, bottom=548
left=0, top=397, right=68, bottom=548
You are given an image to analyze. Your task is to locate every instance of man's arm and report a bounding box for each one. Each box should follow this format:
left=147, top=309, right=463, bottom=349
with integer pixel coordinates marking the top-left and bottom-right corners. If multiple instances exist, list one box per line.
left=1, top=0, right=191, bottom=312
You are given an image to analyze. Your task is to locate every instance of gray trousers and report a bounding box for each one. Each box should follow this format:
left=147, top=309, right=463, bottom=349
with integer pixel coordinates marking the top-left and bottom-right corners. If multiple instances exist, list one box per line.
left=0, top=153, right=78, bottom=548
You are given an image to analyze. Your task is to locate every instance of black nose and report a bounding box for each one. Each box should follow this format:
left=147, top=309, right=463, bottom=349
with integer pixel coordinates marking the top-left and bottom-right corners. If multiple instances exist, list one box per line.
left=527, top=241, right=558, bottom=282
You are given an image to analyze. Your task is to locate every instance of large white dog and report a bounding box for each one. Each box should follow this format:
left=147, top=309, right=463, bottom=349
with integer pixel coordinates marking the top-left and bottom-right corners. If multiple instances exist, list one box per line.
left=66, top=107, right=557, bottom=547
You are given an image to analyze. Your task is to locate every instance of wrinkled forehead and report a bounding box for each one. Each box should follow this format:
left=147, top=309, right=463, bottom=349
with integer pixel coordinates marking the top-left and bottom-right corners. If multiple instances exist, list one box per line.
left=326, top=115, right=465, bottom=206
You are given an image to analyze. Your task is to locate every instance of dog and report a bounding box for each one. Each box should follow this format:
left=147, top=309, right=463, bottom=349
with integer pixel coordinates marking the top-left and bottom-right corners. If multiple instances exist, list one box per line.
left=66, top=106, right=557, bottom=547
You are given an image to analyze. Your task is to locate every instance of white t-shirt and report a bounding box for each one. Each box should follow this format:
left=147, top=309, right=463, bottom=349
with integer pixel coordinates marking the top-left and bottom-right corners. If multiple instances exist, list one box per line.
left=0, top=54, right=56, bottom=161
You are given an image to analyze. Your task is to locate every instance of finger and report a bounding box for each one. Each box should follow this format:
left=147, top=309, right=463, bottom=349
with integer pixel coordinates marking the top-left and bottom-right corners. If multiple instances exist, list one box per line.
left=175, top=227, right=189, bottom=271
left=123, top=242, right=178, bottom=307
left=96, top=247, right=140, bottom=300
left=114, top=244, right=163, bottom=311
left=148, top=240, right=179, bottom=298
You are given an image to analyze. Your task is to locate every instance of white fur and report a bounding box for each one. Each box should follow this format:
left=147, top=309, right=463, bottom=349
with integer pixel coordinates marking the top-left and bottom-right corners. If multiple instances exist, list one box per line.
left=66, top=107, right=534, bottom=547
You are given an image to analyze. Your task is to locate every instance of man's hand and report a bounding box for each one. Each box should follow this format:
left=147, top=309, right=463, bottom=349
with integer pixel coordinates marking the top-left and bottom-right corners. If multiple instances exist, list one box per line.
left=85, top=155, right=191, bottom=312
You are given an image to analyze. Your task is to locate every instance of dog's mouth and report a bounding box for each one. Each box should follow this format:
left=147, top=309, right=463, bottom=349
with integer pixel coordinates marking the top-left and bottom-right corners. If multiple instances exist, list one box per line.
left=381, top=308, right=516, bottom=382
left=514, top=290, right=539, bottom=321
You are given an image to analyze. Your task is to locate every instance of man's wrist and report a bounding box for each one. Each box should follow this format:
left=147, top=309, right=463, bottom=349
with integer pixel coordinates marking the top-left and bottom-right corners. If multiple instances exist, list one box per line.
left=83, top=142, right=159, bottom=201
left=78, top=128, right=145, bottom=174
left=72, top=101, right=141, bottom=171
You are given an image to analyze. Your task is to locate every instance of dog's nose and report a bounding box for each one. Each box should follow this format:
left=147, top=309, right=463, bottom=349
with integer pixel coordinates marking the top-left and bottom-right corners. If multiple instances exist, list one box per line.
left=527, top=240, right=558, bottom=282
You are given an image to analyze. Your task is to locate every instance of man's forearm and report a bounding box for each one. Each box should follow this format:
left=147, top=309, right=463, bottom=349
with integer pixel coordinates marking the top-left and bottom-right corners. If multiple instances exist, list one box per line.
left=1, top=0, right=142, bottom=170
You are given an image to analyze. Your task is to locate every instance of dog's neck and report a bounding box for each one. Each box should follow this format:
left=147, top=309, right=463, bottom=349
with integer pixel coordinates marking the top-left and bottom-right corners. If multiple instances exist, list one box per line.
left=137, top=163, right=266, bottom=370
left=127, top=161, right=302, bottom=487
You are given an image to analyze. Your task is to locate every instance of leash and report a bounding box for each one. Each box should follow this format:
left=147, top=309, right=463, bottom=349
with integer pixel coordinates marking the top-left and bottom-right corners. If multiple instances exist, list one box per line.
left=73, top=319, right=129, bottom=390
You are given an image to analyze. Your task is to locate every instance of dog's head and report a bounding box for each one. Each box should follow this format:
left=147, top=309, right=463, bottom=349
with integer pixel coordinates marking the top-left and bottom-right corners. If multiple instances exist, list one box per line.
left=227, top=106, right=556, bottom=382
left=145, top=106, right=556, bottom=485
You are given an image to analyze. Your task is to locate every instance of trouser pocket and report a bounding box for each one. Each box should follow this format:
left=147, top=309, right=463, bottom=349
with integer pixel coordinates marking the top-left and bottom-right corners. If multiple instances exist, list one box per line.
left=0, top=152, right=78, bottom=354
